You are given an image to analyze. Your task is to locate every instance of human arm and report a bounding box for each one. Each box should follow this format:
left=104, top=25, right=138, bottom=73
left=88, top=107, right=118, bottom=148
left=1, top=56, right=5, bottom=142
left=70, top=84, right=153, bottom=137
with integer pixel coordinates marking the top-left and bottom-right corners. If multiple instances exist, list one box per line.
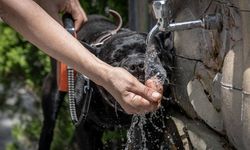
left=0, top=0, right=162, bottom=114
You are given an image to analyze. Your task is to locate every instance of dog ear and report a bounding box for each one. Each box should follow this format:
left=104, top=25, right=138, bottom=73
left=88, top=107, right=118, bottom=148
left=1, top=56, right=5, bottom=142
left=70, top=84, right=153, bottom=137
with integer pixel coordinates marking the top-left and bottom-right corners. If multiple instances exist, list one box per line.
left=154, top=32, right=175, bottom=78
left=154, top=32, right=175, bottom=59
left=80, top=41, right=101, bottom=56
left=139, top=32, right=148, bottom=37
left=154, top=32, right=174, bottom=52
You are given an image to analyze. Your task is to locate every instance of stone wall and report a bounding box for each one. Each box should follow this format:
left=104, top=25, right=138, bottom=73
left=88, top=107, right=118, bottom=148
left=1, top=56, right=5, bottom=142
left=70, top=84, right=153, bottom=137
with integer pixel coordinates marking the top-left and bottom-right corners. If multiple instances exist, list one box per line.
left=129, top=0, right=250, bottom=149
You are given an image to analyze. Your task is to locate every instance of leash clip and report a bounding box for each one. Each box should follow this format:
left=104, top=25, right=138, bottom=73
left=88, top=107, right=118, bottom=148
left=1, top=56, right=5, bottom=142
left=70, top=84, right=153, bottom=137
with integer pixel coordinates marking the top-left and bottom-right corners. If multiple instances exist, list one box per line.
left=83, top=75, right=90, bottom=94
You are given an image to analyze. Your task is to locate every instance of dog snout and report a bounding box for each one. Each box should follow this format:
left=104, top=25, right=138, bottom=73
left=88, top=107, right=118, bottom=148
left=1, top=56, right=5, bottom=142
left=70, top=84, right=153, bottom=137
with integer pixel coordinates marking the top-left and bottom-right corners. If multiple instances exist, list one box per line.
left=123, top=56, right=145, bottom=73
left=128, top=60, right=144, bottom=73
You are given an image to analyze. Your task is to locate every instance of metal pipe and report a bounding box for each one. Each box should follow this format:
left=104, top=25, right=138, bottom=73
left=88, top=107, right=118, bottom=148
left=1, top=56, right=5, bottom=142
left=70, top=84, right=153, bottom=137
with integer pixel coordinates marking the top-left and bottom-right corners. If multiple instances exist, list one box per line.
left=167, top=14, right=222, bottom=32
left=168, top=20, right=203, bottom=31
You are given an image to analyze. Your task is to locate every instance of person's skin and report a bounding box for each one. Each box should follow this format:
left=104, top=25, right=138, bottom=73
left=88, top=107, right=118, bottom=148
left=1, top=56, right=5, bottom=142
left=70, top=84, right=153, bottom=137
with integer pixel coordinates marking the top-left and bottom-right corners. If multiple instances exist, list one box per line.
left=0, top=0, right=163, bottom=114
left=34, top=0, right=87, bottom=31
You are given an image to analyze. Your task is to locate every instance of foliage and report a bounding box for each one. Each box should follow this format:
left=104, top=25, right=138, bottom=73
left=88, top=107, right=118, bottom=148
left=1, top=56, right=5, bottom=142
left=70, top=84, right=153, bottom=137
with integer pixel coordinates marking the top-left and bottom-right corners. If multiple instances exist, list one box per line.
left=102, top=129, right=127, bottom=149
left=81, top=0, right=128, bottom=23
left=5, top=118, right=42, bottom=150
left=0, top=24, right=51, bottom=88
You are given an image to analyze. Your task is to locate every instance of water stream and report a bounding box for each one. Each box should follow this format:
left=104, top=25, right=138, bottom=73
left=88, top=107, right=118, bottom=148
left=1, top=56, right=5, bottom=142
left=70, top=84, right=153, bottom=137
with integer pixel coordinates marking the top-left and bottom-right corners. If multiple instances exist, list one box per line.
left=125, top=106, right=171, bottom=150
left=125, top=43, right=168, bottom=149
left=126, top=114, right=147, bottom=150
left=144, top=44, right=166, bottom=85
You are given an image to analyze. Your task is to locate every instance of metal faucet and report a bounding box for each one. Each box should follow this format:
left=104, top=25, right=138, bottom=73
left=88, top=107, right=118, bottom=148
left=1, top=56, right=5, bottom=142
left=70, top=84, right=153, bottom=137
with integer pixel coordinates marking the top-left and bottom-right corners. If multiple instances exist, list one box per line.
left=147, top=0, right=223, bottom=45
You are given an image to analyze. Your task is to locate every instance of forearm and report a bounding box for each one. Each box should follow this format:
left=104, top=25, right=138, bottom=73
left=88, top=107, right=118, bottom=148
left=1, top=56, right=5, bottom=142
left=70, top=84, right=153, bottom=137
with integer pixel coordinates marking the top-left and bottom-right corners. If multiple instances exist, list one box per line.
left=0, top=0, right=110, bottom=85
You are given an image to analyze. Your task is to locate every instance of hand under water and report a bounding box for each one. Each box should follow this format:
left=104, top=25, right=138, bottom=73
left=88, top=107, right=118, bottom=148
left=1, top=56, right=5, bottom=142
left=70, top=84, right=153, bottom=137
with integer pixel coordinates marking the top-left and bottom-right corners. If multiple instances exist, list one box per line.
left=104, top=67, right=163, bottom=115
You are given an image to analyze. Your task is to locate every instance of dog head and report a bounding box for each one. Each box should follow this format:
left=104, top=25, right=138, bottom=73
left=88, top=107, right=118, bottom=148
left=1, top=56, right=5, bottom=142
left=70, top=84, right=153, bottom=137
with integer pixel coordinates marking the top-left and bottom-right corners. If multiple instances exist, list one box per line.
left=76, top=15, right=174, bottom=126
left=99, top=32, right=147, bottom=82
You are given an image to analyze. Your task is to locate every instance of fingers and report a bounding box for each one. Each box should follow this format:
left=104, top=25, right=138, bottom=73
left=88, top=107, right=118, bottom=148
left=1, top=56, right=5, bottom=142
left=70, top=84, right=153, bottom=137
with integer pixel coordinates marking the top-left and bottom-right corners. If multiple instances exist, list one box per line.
left=131, top=95, right=158, bottom=114
left=145, top=78, right=164, bottom=94
left=71, top=8, right=87, bottom=31
left=123, top=78, right=163, bottom=114
left=122, top=93, right=159, bottom=115
left=36, top=0, right=87, bottom=31
left=104, top=67, right=164, bottom=115
left=70, top=0, right=87, bottom=31
left=60, top=0, right=87, bottom=31
left=130, top=79, right=162, bottom=103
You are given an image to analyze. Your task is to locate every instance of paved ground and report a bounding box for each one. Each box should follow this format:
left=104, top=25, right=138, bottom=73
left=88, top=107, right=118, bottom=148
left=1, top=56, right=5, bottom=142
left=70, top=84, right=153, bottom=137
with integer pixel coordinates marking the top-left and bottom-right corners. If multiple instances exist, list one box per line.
left=0, top=82, right=39, bottom=150
left=0, top=113, right=18, bottom=149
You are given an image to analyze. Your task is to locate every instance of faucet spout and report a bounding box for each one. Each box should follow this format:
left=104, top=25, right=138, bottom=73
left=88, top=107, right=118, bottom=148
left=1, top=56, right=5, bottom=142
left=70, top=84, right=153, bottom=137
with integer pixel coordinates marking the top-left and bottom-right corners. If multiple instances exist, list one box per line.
left=146, top=24, right=159, bottom=45
left=145, top=23, right=167, bottom=85
left=147, top=0, right=171, bottom=45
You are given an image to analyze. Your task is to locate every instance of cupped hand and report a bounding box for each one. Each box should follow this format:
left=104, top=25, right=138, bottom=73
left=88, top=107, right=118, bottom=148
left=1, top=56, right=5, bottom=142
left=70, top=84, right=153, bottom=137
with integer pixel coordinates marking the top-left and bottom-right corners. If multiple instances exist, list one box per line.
left=104, top=67, right=163, bottom=115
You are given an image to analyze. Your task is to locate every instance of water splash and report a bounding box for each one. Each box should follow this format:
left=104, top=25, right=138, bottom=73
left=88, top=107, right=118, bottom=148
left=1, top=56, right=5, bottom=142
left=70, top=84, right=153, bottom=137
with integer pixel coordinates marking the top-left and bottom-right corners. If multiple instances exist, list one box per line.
left=144, top=44, right=166, bottom=85
left=125, top=42, right=170, bottom=149
left=125, top=114, right=148, bottom=150
left=125, top=106, right=171, bottom=149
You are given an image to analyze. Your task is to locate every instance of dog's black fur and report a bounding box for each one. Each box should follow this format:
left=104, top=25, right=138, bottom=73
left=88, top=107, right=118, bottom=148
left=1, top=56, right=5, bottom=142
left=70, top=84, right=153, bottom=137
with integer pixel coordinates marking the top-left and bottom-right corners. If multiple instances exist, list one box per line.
left=39, top=15, right=183, bottom=150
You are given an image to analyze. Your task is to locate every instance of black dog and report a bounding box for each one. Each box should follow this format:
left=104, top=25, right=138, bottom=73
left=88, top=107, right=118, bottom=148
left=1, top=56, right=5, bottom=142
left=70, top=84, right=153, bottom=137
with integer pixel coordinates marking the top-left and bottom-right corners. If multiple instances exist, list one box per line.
left=39, top=15, right=183, bottom=150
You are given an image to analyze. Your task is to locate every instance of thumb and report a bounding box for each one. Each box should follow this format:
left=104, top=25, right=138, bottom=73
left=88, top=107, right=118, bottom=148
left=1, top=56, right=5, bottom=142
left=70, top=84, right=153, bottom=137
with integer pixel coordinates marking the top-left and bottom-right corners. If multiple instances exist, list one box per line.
left=131, top=80, right=162, bottom=103
left=145, top=79, right=163, bottom=94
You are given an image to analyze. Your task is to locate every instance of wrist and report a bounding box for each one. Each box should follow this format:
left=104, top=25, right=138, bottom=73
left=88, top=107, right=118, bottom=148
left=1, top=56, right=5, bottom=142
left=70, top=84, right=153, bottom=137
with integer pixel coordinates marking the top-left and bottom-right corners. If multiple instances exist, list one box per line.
left=94, top=63, right=113, bottom=87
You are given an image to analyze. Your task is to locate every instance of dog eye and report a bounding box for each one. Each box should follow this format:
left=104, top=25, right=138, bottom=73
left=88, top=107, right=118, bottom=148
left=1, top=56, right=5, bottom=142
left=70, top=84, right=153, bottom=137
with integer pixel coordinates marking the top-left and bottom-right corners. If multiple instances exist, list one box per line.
left=139, top=64, right=144, bottom=69
left=112, top=51, right=123, bottom=59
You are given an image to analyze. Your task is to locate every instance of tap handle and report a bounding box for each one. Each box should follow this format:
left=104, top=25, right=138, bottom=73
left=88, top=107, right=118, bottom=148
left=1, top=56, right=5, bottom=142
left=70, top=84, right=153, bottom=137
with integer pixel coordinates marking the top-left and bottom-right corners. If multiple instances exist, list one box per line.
left=203, top=14, right=223, bottom=31
left=153, top=0, right=170, bottom=19
left=152, top=0, right=172, bottom=31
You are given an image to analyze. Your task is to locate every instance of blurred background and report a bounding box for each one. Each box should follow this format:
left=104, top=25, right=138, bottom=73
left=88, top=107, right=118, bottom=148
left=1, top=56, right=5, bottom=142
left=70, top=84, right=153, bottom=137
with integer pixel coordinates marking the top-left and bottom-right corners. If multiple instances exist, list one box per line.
left=0, top=1, right=133, bottom=149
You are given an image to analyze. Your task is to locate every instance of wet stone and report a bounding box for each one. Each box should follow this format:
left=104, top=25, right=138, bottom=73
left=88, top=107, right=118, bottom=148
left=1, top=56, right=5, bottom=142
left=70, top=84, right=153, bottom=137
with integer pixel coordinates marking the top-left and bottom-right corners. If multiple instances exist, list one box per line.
left=173, top=57, right=197, bottom=118
left=212, top=73, right=223, bottom=110
left=187, top=79, right=223, bottom=133
left=172, top=113, right=228, bottom=150
left=187, top=122, right=225, bottom=150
